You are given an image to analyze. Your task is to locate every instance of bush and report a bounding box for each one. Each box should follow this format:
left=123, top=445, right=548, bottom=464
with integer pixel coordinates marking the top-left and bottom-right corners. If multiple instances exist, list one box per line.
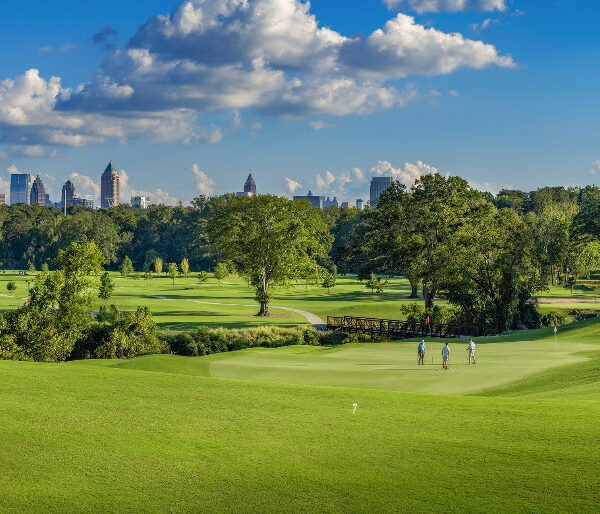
left=6, top=281, right=16, bottom=292
left=73, top=307, right=168, bottom=360
left=541, top=311, right=567, bottom=328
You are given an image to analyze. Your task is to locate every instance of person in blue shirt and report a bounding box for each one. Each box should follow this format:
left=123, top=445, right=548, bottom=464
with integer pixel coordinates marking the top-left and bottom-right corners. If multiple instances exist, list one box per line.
left=417, top=340, right=426, bottom=365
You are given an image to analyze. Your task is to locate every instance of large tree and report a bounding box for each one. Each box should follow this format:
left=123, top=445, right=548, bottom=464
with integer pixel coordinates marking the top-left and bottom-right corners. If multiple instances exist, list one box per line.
left=208, top=195, right=332, bottom=316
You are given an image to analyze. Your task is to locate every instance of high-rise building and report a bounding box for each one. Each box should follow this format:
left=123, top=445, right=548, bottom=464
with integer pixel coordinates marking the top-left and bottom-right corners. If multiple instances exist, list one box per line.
left=131, top=196, right=151, bottom=209
left=370, top=177, right=393, bottom=207
left=10, top=173, right=32, bottom=205
left=0, top=194, right=5, bottom=206
left=293, top=190, right=325, bottom=209
left=324, top=197, right=339, bottom=208
left=356, top=199, right=364, bottom=210
left=62, top=180, right=76, bottom=206
left=30, top=175, right=46, bottom=206
left=244, top=173, right=256, bottom=195
left=45, top=193, right=51, bottom=205
left=100, top=161, right=120, bottom=209
left=71, top=197, right=94, bottom=209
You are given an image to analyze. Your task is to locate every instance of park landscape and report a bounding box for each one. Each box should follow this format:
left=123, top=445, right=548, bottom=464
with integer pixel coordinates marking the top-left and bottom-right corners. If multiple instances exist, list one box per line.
left=0, top=266, right=599, bottom=511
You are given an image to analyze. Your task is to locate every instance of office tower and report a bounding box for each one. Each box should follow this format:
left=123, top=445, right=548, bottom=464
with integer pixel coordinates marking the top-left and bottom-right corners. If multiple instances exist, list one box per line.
left=62, top=180, right=76, bottom=206
left=131, top=196, right=151, bottom=209
left=293, top=190, right=325, bottom=209
left=370, top=177, right=393, bottom=207
left=356, top=199, right=364, bottom=210
left=100, top=161, right=120, bottom=208
left=10, top=173, right=32, bottom=205
left=30, top=175, right=46, bottom=206
left=244, top=173, right=256, bottom=195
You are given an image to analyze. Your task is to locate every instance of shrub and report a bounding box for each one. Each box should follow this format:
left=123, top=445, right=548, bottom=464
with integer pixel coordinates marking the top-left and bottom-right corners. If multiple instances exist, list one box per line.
left=6, top=281, right=16, bottom=292
left=541, top=311, right=568, bottom=328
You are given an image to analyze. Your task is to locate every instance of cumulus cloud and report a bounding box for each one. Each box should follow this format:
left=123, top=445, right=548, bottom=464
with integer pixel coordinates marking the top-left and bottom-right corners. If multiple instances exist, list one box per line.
left=371, top=160, right=438, bottom=185
left=589, top=161, right=600, bottom=175
left=284, top=177, right=302, bottom=195
left=191, top=163, right=215, bottom=196
left=0, top=0, right=514, bottom=152
left=468, top=179, right=513, bottom=193
left=316, top=167, right=366, bottom=196
left=119, top=169, right=180, bottom=205
left=308, top=120, right=332, bottom=130
left=7, top=165, right=21, bottom=175
left=69, top=172, right=101, bottom=201
left=384, top=0, right=507, bottom=13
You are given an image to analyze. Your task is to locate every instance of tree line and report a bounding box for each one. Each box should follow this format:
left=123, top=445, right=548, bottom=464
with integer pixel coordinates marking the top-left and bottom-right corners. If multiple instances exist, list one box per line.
left=2, top=179, right=600, bottom=333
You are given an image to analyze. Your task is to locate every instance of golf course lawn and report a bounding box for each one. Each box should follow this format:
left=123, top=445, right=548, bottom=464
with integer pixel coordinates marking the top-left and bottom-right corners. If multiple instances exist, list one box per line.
left=2, top=271, right=599, bottom=329
left=1, top=321, right=599, bottom=511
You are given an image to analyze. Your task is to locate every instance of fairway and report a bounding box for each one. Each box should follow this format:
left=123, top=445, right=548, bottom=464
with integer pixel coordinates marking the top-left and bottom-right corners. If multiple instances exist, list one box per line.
left=1, top=321, right=599, bottom=511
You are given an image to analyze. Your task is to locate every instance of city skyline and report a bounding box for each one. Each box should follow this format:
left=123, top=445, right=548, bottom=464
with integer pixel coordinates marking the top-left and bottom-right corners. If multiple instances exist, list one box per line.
left=1, top=1, right=599, bottom=204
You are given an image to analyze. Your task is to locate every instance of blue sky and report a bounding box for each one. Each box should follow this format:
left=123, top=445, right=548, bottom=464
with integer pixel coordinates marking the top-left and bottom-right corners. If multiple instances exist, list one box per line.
left=0, top=0, right=598, bottom=205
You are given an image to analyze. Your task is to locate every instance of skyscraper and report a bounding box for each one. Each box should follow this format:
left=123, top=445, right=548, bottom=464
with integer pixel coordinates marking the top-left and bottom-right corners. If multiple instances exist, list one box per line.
left=62, top=180, right=76, bottom=206
left=30, top=175, right=46, bottom=206
left=131, top=196, right=151, bottom=209
left=370, top=177, right=393, bottom=207
left=356, top=199, right=364, bottom=210
left=244, top=173, right=256, bottom=195
left=293, top=190, right=325, bottom=209
left=100, top=161, right=120, bottom=209
left=10, top=173, right=32, bottom=205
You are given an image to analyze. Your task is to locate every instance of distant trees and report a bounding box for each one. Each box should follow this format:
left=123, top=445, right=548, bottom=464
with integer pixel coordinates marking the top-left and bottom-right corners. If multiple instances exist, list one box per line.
left=168, top=263, right=179, bottom=285
left=120, top=256, right=134, bottom=278
left=154, top=257, right=163, bottom=275
left=365, top=273, right=387, bottom=294
left=99, top=272, right=114, bottom=304
left=180, top=258, right=190, bottom=278
left=213, top=263, right=229, bottom=287
left=6, top=282, right=16, bottom=292
left=208, top=195, right=332, bottom=316
left=322, top=273, right=336, bottom=293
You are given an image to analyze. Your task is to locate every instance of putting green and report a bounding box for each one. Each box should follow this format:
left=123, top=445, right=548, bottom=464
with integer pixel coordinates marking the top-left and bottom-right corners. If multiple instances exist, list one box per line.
left=109, top=338, right=593, bottom=395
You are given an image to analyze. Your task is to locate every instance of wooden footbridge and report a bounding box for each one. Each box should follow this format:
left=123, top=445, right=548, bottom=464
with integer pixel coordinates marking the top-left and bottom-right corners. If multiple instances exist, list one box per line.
left=326, top=316, right=479, bottom=339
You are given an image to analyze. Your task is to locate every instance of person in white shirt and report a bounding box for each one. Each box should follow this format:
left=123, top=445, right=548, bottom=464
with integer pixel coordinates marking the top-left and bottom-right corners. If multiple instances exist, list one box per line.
left=467, top=339, right=476, bottom=365
left=441, top=342, right=450, bottom=370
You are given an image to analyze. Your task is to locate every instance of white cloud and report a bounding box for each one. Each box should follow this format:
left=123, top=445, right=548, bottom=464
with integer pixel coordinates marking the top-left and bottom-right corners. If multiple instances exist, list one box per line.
left=119, top=169, right=180, bottom=205
left=384, top=0, right=507, bottom=13
left=68, top=172, right=101, bottom=203
left=0, top=0, right=514, bottom=150
left=316, top=167, right=366, bottom=196
left=191, top=163, right=216, bottom=196
left=589, top=161, right=600, bottom=175
left=308, top=120, right=332, bottom=130
left=7, top=165, right=20, bottom=175
left=468, top=179, right=513, bottom=193
left=283, top=177, right=302, bottom=195
left=371, top=160, right=439, bottom=185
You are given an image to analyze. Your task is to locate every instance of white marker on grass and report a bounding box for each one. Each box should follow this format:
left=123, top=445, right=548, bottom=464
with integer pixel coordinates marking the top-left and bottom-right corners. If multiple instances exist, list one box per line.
left=352, top=403, right=358, bottom=415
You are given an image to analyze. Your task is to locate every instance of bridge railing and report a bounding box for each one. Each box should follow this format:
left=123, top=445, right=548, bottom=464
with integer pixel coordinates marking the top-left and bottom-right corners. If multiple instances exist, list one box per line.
left=326, top=316, right=479, bottom=339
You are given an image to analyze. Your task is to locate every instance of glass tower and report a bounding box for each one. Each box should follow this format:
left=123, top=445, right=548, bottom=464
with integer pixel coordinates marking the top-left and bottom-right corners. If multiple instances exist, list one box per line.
left=10, top=174, right=32, bottom=205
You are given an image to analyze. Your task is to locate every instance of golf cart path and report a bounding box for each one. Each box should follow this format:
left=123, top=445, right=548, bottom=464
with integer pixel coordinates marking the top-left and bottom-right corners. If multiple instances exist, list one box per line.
left=190, top=300, right=325, bottom=326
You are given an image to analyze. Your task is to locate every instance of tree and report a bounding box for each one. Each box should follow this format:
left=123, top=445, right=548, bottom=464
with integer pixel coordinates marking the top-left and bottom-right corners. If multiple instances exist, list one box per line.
left=6, top=281, right=16, bottom=292
left=56, top=241, right=105, bottom=277
left=197, top=271, right=208, bottom=283
left=208, top=195, right=332, bottom=316
left=120, top=256, right=134, bottom=278
left=322, top=273, right=336, bottom=293
left=213, top=262, right=229, bottom=287
left=168, top=262, right=178, bottom=285
left=27, top=260, right=36, bottom=273
left=180, top=258, right=190, bottom=278
left=99, top=272, right=114, bottom=304
left=0, top=241, right=104, bottom=362
left=365, top=273, right=387, bottom=294
left=144, top=271, right=153, bottom=282
left=154, top=257, right=163, bottom=275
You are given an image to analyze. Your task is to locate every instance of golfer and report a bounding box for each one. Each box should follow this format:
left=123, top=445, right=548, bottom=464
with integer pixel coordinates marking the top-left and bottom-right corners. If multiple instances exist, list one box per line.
left=467, top=338, right=476, bottom=365
left=442, top=342, right=450, bottom=370
left=417, top=340, right=426, bottom=365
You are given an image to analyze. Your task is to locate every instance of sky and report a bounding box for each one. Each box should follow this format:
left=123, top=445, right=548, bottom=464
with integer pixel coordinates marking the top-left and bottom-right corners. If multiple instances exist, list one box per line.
left=0, top=0, right=599, bottom=205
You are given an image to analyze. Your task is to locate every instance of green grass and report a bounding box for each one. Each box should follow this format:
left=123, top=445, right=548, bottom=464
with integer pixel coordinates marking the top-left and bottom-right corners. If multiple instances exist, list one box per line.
left=2, top=270, right=600, bottom=330
left=0, top=320, right=599, bottom=511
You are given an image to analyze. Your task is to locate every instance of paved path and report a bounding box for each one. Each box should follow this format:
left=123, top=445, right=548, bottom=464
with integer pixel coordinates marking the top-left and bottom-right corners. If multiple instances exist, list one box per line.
left=190, top=300, right=325, bottom=327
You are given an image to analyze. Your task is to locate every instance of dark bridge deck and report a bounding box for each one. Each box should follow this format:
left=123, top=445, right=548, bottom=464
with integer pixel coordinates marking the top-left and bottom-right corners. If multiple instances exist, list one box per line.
left=327, top=316, right=479, bottom=339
